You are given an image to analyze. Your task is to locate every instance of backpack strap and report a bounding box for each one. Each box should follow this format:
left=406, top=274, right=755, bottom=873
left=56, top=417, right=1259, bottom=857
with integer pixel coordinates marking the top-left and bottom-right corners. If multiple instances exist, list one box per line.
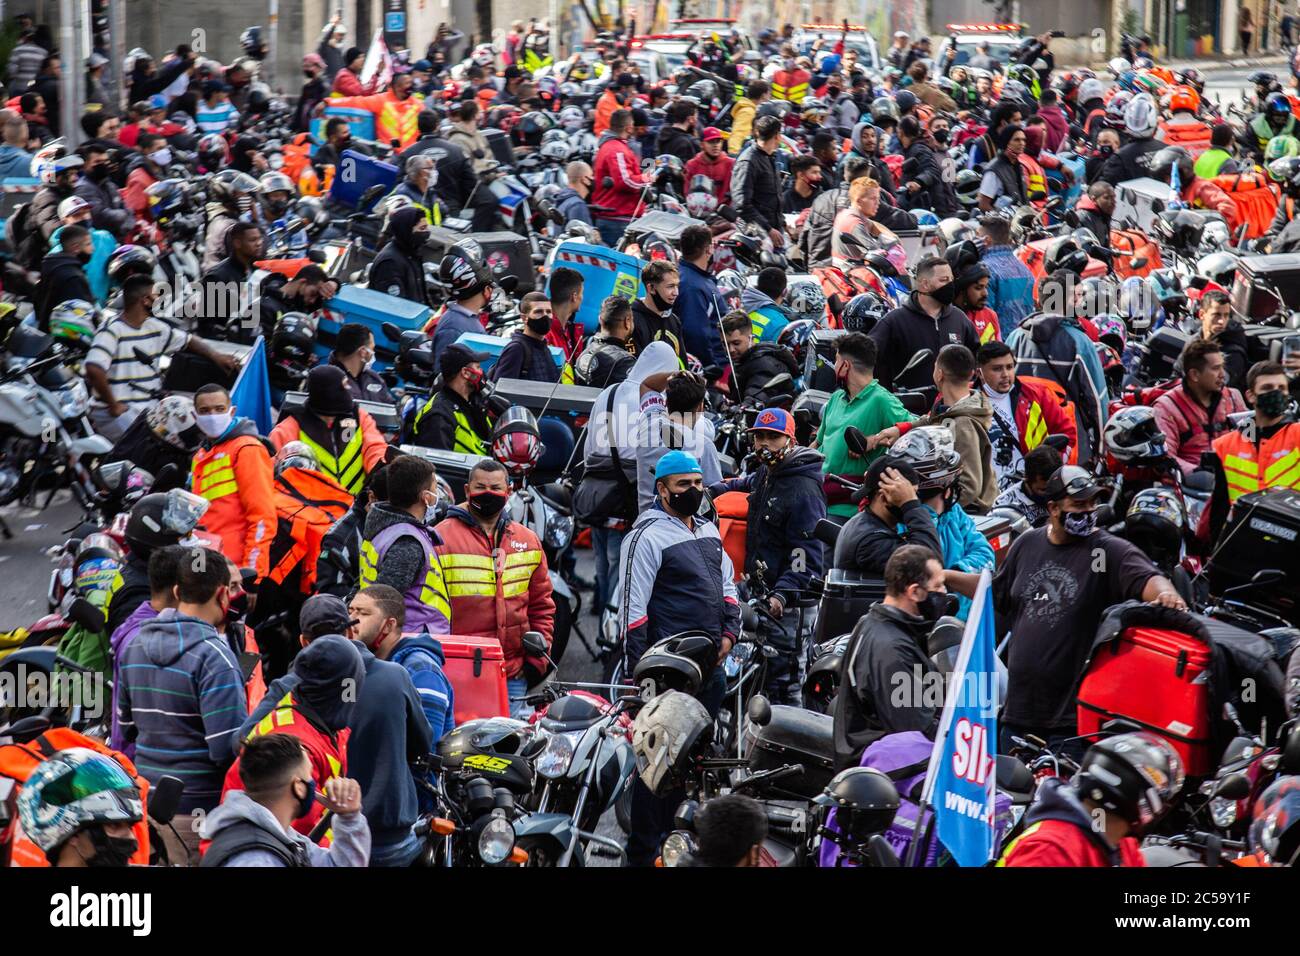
left=200, top=819, right=310, bottom=868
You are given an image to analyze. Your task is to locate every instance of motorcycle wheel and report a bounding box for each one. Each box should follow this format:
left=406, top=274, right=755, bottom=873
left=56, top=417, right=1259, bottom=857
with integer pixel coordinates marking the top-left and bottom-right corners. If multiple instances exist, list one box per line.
left=517, top=836, right=586, bottom=867
left=615, top=784, right=633, bottom=834
left=550, top=593, right=573, bottom=668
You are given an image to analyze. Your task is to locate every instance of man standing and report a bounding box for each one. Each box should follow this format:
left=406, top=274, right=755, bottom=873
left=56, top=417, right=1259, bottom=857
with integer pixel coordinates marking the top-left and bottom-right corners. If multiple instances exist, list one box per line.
left=546, top=266, right=586, bottom=366
left=429, top=249, right=494, bottom=368
left=869, top=255, right=980, bottom=392
left=73, top=142, right=132, bottom=239
left=655, top=100, right=700, bottom=163
left=731, top=115, right=784, bottom=251
left=554, top=161, right=595, bottom=231
left=410, top=344, right=494, bottom=455
left=492, top=291, right=560, bottom=383
left=436, top=459, right=555, bottom=707
left=1208, top=361, right=1300, bottom=529
left=950, top=253, right=999, bottom=345
left=684, top=127, right=735, bottom=202
left=591, top=108, right=656, bottom=245
left=329, top=72, right=424, bottom=149
left=1153, top=339, right=1247, bottom=476
left=978, top=215, right=1037, bottom=332
left=396, top=110, right=477, bottom=218
left=676, top=225, right=730, bottom=374
left=631, top=259, right=684, bottom=361
left=191, top=383, right=277, bottom=589
left=727, top=80, right=769, bottom=155
left=35, top=221, right=95, bottom=326
left=739, top=267, right=792, bottom=343
left=574, top=296, right=636, bottom=388
left=327, top=323, right=395, bottom=404
left=977, top=341, right=1077, bottom=489
left=1191, top=289, right=1252, bottom=393
left=1076, top=181, right=1116, bottom=244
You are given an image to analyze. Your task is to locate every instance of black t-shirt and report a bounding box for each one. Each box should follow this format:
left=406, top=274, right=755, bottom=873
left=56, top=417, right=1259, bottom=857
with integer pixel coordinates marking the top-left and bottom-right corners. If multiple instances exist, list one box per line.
left=782, top=186, right=818, bottom=215
left=993, top=528, right=1158, bottom=731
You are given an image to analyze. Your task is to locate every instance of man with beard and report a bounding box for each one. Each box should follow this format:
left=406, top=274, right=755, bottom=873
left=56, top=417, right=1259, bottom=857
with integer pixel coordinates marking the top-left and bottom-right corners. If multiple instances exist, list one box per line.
left=1153, top=338, right=1247, bottom=476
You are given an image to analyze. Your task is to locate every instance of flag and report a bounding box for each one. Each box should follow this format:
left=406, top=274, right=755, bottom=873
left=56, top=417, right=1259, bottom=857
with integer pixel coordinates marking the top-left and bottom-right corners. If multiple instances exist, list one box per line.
left=360, top=28, right=393, bottom=90
left=920, top=570, right=1000, bottom=867
left=230, top=336, right=274, bottom=435
left=1168, top=154, right=1185, bottom=210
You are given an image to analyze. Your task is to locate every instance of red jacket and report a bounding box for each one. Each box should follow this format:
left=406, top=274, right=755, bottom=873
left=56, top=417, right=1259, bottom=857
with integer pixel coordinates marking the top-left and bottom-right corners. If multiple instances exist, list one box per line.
left=684, top=151, right=735, bottom=202
left=1000, top=819, right=1145, bottom=866
left=1152, top=381, right=1247, bottom=476
left=591, top=133, right=655, bottom=220
left=331, top=68, right=379, bottom=97
left=967, top=306, right=1000, bottom=344
left=1009, top=377, right=1078, bottom=457
left=433, top=507, right=555, bottom=678
left=1183, top=177, right=1241, bottom=232
left=122, top=166, right=158, bottom=217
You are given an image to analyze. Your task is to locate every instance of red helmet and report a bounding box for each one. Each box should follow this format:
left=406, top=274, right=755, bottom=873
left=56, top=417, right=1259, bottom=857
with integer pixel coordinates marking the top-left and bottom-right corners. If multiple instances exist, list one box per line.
left=491, top=406, right=543, bottom=476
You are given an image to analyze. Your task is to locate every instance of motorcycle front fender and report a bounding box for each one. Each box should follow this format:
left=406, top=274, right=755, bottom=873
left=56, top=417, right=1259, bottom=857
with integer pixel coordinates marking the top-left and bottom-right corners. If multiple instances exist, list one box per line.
left=513, top=812, right=580, bottom=860
left=68, top=434, right=113, bottom=459
left=549, top=569, right=574, bottom=601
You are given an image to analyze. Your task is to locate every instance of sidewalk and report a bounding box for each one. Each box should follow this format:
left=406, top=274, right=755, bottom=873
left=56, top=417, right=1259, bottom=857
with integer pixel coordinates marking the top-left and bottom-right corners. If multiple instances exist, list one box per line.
left=1065, top=52, right=1289, bottom=70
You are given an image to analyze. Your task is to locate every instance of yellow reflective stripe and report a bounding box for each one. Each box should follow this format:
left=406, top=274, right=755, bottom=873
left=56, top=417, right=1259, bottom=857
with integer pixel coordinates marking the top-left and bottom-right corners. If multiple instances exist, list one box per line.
left=274, top=707, right=295, bottom=727
left=1263, top=449, right=1300, bottom=482
left=503, top=549, right=542, bottom=568
left=443, top=567, right=495, bottom=583
left=501, top=565, right=535, bottom=585
left=298, top=434, right=339, bottom=473
left=326, top=754, right=341, bottom=778
left=440, top=553, right=494, bottom=570
left=256, top=713, right=274, bottom=736
left=200, top=481, right=239, bottom=501
left=1223, top=454, right=1258, bottom=478
left=1024, top=403, right=1047, bottom=450
left=995, top=822, right=1043, bottom=866
left=359, top=541, right=379, bottom=586
left=419, top=588, right=453, bottom=618
left=453, top=410, right=487, bottom=456
left=749, top=310, right=768, bottom=340
left=502, top=580, right=531, bottom=598
left=196, top=464, right=235, bottom=491
left=448, top=582, right=496, bottom=597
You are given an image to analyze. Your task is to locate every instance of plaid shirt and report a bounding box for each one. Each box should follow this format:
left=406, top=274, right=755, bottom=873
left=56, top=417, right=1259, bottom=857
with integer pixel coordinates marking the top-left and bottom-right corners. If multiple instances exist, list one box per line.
left=982, top=244, right=1037, bottom=334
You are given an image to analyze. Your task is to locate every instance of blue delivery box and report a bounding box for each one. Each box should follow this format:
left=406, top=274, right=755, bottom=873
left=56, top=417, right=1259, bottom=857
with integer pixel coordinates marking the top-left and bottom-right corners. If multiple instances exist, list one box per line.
left=454, top=332, right=564, bottom=374
left=547, top=242, right=643, bottom=334
left=318, top=285, right=433, bottom=370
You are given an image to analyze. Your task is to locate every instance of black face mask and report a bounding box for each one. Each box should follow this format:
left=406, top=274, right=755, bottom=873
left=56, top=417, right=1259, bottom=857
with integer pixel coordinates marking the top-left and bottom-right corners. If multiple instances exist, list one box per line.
left=666, top=486, right=704, bottom=517
left=527, top=315, right=552, bottom=335
left=916, top=589, right=951, bottom=622
left=1097, top=144, right=1115, bottom=156
left=86, top=827, right=137, bottom=867
left=293, top=779, right=317, bottom=820
left=649, top=288, right=674, bottom=312
left=932, top=128, right=950, bottom=145
left=87, top=165, right=110, bottom=182
left=929, top=282, right=957, bottom=307
left=76, top=250, right=93, bottom=265
left=469, top=490, right=508, bottom=517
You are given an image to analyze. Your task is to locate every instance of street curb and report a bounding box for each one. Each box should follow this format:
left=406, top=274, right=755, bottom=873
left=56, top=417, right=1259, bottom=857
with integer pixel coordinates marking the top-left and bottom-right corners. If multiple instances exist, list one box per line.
left=1064, top=53, right=1289, bottom=70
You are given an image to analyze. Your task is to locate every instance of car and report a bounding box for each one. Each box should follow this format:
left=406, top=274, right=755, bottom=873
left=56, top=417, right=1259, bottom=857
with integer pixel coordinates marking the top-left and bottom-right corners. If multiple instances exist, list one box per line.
left=942, top=22, right=1023, bottom=69
left=628, top=47, right=673, bottom=86
left=791, top=23, right=881, bottom=73
left=630, top=32, right=698, bottom=74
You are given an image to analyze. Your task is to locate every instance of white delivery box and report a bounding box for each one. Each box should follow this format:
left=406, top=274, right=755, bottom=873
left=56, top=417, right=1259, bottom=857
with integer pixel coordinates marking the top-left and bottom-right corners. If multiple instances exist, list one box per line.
left=1113, top=177, right=1176, bottom=233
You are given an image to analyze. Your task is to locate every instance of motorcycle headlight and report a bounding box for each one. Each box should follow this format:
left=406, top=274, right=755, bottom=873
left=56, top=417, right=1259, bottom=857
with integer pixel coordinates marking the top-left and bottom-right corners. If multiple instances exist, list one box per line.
left=1210, top=795, right=1238, bottom=828
left=535, top=729, right=579, bottom=779
left=545, top=511, right=574, bottom=550
left=477, top=813, right=516, bottom=865
left=661, top=830, right=697, bottom=867
left=58, top=380, right=90, bottom=419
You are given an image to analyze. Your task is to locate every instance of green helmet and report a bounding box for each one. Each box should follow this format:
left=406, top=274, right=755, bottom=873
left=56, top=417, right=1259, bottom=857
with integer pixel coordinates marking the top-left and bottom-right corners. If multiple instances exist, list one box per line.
left=16, top=748, right=142, bottom=861
left=1265, top=134, right=1300, bottom=163
left=48, top=299, right=98, bottom=346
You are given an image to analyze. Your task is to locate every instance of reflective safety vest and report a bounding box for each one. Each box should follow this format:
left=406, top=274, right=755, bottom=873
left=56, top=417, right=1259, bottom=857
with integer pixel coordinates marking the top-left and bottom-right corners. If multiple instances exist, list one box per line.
left=379, top=98, right=422, bottom=148
left=521, top=48, right=553, bottom=73
left=1194, top=147, right=1233, bottom=180
left=1017, top=152, right=1048, bottom=203
left=267, top=467, right=353, bottom=592
left=1213, top=421, right=1300, bottom=502
left=1023, top=399, right=1048, bottom=450
left=771, top=69, right=811, bottom=104
left=1252, top=112, right=1296, bottom=149
left=413, top=396, right=489, bottom=456
left=297, top=424, right=368, bottom=495
left=748, top=309, right=776, bottom=341
left=359, top=522, right=452, bottom=633
left=191, top=434, right=276, bottom=579
left=439, top=547, right=543, bottom=600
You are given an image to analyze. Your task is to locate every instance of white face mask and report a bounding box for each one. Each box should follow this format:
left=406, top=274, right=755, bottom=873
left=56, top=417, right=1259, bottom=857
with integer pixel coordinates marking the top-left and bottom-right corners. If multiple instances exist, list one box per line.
left=196, top=411, right=233, bottom=438
left=149, top=147, right=172, bottom=167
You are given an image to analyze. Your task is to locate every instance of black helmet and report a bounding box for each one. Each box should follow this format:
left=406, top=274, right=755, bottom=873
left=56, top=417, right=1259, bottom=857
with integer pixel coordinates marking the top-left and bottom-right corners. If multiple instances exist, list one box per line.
left=864, top=251, right=899, bottom=279
left=1248, top=776, right=1300, bottom=866
left=778, top=318, right=816, bottom=370
left=1073, top=732, right=1185, bottom=830
left=1149, top=145, right=1194, bottom=185
left=1250, top=69, right=1279, bottom=89
left=894, top=90, right=918, bottom=114
left=954, top=168, right=982, bottom=206
left=208, top=169, right=260, bottom=211
left=1044, top=236, right=1090, bottom=277
left=869, top=96, right=899, bottom=124
left=1124, top=487, right=1185, bottom=561
left=632, top=632, right=717, bottom=699
left=841, top=293, right=889, bottom=333
left=106, top=244, right=158, bottom=283
left=438, top=243, right=493, bottom=299
left=512, top=110, right=555, bottom=148
left=125, top=489, right=210, bottom=554
left=436, top=717, right=541, bottom=794
left=1151, top=208, right=1204, bottom=252
left=814, top=767, right=900, bottom=842
left=240, top=25, right=267, bottom=58
left=271, top=311, right=317, bottom=366
left=888, top=426, right=962, bottom=493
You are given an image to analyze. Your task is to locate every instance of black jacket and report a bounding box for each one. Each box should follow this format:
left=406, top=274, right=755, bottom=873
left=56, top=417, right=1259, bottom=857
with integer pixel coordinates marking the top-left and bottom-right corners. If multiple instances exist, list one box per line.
left=730, top=143, right=782, bottom=232
left=1211, top=322, right=1251, bottom=394
left=833, top=499, right=942, bottom=574
left=899, top=139, right=957, bottom=218
left=397, top=135, right=477, bottom=213
left=409, top=385, right=493, bottom=452
left=35, top=252, right=94, bottom=330
left=368, top=240, right=428, bottom=306
left=197, top=256, right=255, bottom=341
left=328, top=351, right=395, bottom=404
left=1098, top=136, right=1165, bottom=185
left=655, top=124, right=699, bottom=164
left=105, top=554, right=151, bottom=639
left=832, top=601, right=941, bottom=770
left=573, top=332, right=635, bottom=388
left=315, top=498, right=368, bottom=598
left=22, top=183, right=74, bottom=268
left=490, top=331, right=559, bottom=384
left=1076, top=205, right=1112, bottom=244
left=734, top=342, right=799, bottom=404
left=869, top=293, right=980, bottom=392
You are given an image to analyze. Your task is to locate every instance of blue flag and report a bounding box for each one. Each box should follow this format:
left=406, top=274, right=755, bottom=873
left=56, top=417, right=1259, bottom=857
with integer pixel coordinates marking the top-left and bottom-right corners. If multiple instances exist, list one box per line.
left=921, top=571, right=1000, bottom=867
left=230, top=336, right=273, bottom=436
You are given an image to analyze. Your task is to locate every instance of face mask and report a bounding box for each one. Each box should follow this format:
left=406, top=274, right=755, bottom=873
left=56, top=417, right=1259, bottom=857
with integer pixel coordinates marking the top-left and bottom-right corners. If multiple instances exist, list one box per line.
left=293, top=778, right=317, bottom=820
left=1255, top=388, right=1290, bottom=418
left=916, top=589, right=950, bottom=622
left=196, top=411, right=233, bottom=438
left=784, top=58, right=796, bottom=70
left=76, top=250, right=93, bottom=264
left=527, top=315, right=552, bottom=335
left=666, top=486, right=704, bottom=517
left=87, top=165, right=110, bottom=182
left=755, top=443, right=789, bottom=467
left=1062, top=508, right=1098, bottom=538
left=1098, top=144, right=1115, bottom=156
left=650, top=288, right=674, bottom=312
left=360, top=348, right=375, bottom=371
left=929, top=282, right=957, bottom=307
left=225, top=589, right=248, bottom=625
left=303, top=69, right=316, bottom=78
left=469, top=490, right=508, bottom=517
left=86, top=827, right=137, bottom=867
left=149, top=147, right=172, bottom=167
left=463, top=366, right=484, bottom=390
left=932, top=128, right=950, bottom=144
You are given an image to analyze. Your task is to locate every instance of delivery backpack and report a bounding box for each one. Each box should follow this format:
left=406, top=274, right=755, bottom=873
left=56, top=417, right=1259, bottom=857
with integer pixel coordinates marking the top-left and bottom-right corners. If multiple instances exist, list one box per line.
left=1211, top=171, right=1281, bottom=239
left=817, top=731, right=1013, bottom=867
left=0, top=727, right=152, bottom=867
left=714, top=491, right=749, bottom=583
left=1110, top=228, right=1162, bottom=280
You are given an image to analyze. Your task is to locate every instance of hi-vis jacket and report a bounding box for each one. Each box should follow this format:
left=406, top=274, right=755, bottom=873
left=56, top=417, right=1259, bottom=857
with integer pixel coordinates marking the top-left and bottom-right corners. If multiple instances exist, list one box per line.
left=270, top=408, right=388, bottom=496
left=1213, top=417, right=1300, bottom=502
left=191, top=418, right=276, bottom=581
left=327, top=89, right=422, bottom=148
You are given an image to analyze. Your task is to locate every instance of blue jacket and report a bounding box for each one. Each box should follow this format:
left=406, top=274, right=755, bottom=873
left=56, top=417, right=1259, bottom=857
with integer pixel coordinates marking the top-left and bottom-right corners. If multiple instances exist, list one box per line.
left=553, top=186, right=593, bottom=227
left=430, top=301, right=484, bottom=370
left=982, top=245, right=1036, bottom=332
left=0, top=145, right=34, bottom=179
left=676, top=260, right=730, bottom=372
left=116, top=609, right=247, bottom=813
left=241, top=640, right=433, bottom=848
left=390, top=634, right=456, bottom=742
left=898, top=503, right=995, bottom=620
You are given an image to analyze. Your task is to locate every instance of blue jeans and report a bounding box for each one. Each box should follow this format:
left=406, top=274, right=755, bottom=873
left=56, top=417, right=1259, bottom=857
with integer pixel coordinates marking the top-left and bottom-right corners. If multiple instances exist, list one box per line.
left=369, top=829, right=423, bottom=867
left=595, top=217, right=629, bottom=247
left=508, top=676, right=530, bottom=719
left=591, top=526, right=625, bottom=611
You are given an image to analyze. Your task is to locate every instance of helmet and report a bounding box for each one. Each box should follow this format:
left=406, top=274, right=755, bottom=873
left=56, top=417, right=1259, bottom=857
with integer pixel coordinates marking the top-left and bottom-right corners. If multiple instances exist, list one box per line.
left=654, top=154, right=685, bottom=182
left=106, top=244, right=158, bottom=283
left=785, top=277, right=826, bottom=323
left=778, top=319, right=816, bottom=370
left=1132, top=72, right=1164, bottom=97
left=292, top=195, right=328, bottom=233
left=630, top=690, right=713, bottom=795
left=208, top=169, right=260, bottom=209
left=870, top=96, right=899, bottom=124
left=1151, top=209, right=1205, bottom=252
left=1266, top=91, right=1293, bottom=120
left=888, top=426, right=962, bottom=492
left=558, top=105, right=585, bottom=132
left=491, top=406, right=542, bottom=476
left=938, top=217, right=976, bottom=250
left=438, top=244, right=493, bottom=298
left=1044, top=236, right=1090, bottom=277
left=540, top=127, right=568, bottom=147
left=1165, top=84, right=1200, bottom=114
left=1007, top=63, right=1040, bottom=100
left=302, top=52, right=326, bottom=72
left=124, top=489, right=209, bottom=553
left=1078, top=78, right=1106, bottom=104
left=1104, top=90, right=1133, bottom=129
left=814, top=767, right=901, bottom=843
left=689, top=80, right=718, bottom=103
left=33, top=148, right=83, bottom=186
left=74, top=533, right=124, bottom=608
left=841, top=292, right=889, bottom=333
left=271, top=311, right=317, bottom=367
left=538, top=138, right=571, bottom=164
left=145, top=396, right=201, bottom=451
left=1104, top=405, right=1167, bottom=463
left=1073, top=732, right=1184, bottom=830
left=512, top=110, right=556, bottom=148
left=1178, top=67, right=1205, bottom=92
left=16, top=748, right=142, bottom=861
left=1149, top=145, right=1195, bottom=185
left=1250, top=69, right=1279, bottom=89
left=1093, top=313, right=1128, bottom=352
left=632, top=632, right=716, bottom=698
left=1266, top=134, right=1300, bottom=165
left=685, top=186, right=719, bottom=220
left=999, top=80, right=1033, bottom=112
left=945, top=237, right=983, bottom=276
left=197, top=132, right=229, bottom=169
left=48, top=300, right=97, bottom=346
left=1125, top=486, right=1186, bottom=559
left=472, top=43, right=496, bottom=67
left=800, top=97, right=829, bottom=122
left=954, top=168, right=983, bottom=207
left=1249, top=776, right=1300, bottom=866
left=1196, top=251, right=1238, bottom=288
left=274, top=440, right=319, bottom=476
left=1123, top=92, right=1158, bottom=138
left=1107, top=56, right=1132, bottom=79
left=240, top=25, right=267, bottom=57
left=258, top=170, right=296, bottom=216
left=435, top=717, right=539, bottom=794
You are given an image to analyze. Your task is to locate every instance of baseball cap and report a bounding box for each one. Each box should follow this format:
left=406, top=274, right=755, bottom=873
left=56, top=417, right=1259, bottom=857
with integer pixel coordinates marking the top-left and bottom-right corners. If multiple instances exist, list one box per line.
left=299, top=593, right=359, bottom=640
left=1044, top=465, right=1103, bottom=502
left=616, top=72, right=638, bottom=87
left=701, top=126, right=724, bottom=141
left=504, top=65, right=527, bottom=81
left=440, top=342, right=491, bottom=379
left=202, top=79, right=230, bottom=96
left=148, top=94, right=168, bottom=110
left=749, top=407, right=795, bottom=438
left=86, top=52, right=108, bottom=69
left=654, top=450, right=702, bottom=481
left=57, top=196, right=91, bottom=219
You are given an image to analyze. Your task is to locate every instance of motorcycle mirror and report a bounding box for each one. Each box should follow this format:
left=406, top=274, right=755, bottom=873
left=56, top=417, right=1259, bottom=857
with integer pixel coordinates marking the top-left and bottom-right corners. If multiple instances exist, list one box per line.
left=673, top=798, right=699, bottom=832
left=1212, top=773, right=1251, bottom=801
left=866, top=833, right=901, bottom=867
left=898, top=348, right=933, bottom=378
left=360, top=183, right=388, bottom=206
left=307, top=248, right=327, bottom=264
left=67, top=597, right=105, bottom=635
left=550, top=207, right=565, bottom=225
left=521, top=630, right=548, bottom=658
left=150, top=462, right=183, bottom=494
left=746, top=694, right=772, bottom=727
left=814, top=517, right=842, bottom=547
left=148, top=775, right=185, bottom=826
left=717, top=204, right=738, bottom=223
left=1150, top=198, right=1166, bottom=214
left=1251, top=568, right=1286, bottom=587
left=844, top=426, right=868, bottom=457
left=381, top=321, right=403, bottom=343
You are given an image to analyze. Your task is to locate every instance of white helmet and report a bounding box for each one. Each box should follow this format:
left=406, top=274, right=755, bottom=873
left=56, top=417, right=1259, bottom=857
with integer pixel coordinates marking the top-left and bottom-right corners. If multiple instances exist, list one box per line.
left=471, top=43, right=496, bottom=67
left=1078, top=78, right=1106, bottom=105
left=558, top=105, right=585, bottom=132
left=31, top=143, right=80, bottom=185
left=1124, top=92, right=1159, bottom=139
left=630, top=690, right=713, bottom=796
left=785, top=276, right=827, bottom=323
left=274, top=440, right=319, bottom=476
left=1107, top=56, right=1131, bottom=78
left=146, top=396, right=201, bottom=450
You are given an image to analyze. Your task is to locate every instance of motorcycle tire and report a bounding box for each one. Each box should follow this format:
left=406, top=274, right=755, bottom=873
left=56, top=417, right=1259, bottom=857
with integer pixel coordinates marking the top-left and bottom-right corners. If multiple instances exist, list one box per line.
left=550, top=594, right=573, bottom=668
left=615, top=783, right=633, bottom=835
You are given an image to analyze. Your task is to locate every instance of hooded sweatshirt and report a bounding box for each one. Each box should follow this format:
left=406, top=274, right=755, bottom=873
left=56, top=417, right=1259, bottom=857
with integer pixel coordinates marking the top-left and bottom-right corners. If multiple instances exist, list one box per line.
left=583, top=341, right=679, bottom=482
left=869, top=293, right=981, bottom=392
left=369, top=206, right=430, bottom=305
left=552, top=186, right=593, bottom=228
left=116, top=608, right=248, bottom=813
left=49, top=223, right=116, bottom=305
left=389, top=633, right=456, bottom=741
left=908, top=391, right=998, bottom=513
left=362, top=501, right=449, bottom=634
left=739, top=286, right=791, bottom=343
left=35, top=250, right=95, bottom=330
left=199, top=788, right=371, bottom=867
left=109, top=600, right=161, bottom=756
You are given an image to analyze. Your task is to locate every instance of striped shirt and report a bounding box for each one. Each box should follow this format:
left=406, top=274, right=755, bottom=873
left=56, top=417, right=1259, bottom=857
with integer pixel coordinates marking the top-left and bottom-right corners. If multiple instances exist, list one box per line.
left=85, top=316, right=189, bottom=409
left=195, top=99, right=239, bottom=134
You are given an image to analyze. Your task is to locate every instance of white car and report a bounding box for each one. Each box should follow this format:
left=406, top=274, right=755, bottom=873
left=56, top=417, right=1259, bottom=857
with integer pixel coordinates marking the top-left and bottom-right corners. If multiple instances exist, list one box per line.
left=791, top=24, right=882, bottom=73
left=943, top=23, right=1024, bottom=70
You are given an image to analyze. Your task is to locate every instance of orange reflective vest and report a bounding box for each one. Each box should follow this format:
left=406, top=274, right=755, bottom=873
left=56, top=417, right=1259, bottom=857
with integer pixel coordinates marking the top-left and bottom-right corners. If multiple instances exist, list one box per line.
left=327, top=90, right=423, bottom=148
left=191, top=433, right=277, bottom=581
left=771, top=68, right=811, bottom=104
left=269, top=410, right=388, bottom=496
left=1017, top=153, right=1048, bottom=204
left=1213, top=421, right=1300, bottom=502
left=268, top=467, right=353, bottom=593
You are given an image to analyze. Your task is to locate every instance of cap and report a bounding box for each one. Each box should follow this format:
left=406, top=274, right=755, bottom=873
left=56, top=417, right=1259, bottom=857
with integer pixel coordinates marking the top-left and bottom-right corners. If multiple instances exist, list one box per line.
left=440, top=342, right=491, bottom=378
left=147, top=93, right=168, bottom=110
left=299, top=593, right=359, bottom=640
left=202, top=79, right=230, bottom=96
left=654, top=450, right=702, bottom=481
left=86, top=52, right=108, bottom=69
left=1044, top=465, right=1103, bottom=502
left=701, top=126, right=724, bottom=141
left=412, top=59, right=433, bottom=72
left=894, top=30, right=910, bottom=38
left=57, top=195, right=91, bottom=219
left=749, top=407, right=795, bottom=437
